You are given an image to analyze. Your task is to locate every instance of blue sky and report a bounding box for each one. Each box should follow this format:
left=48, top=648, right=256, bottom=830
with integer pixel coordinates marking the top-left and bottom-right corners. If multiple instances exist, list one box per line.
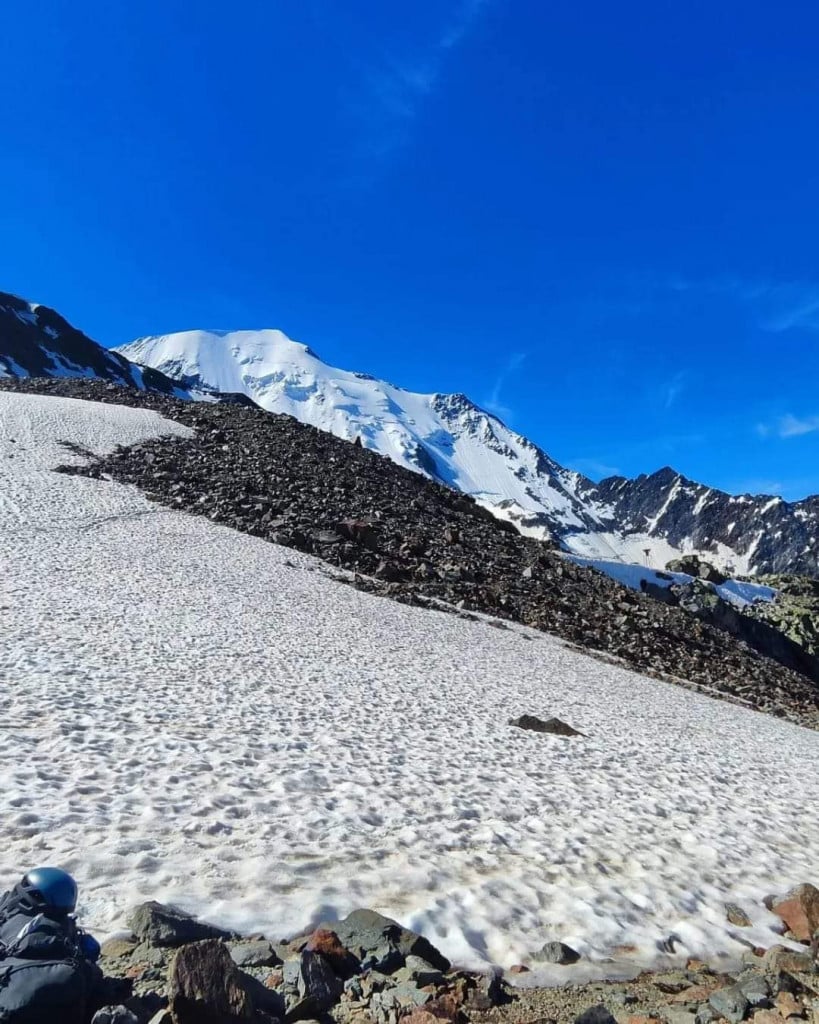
left=2, top=0, right=818, bottom=499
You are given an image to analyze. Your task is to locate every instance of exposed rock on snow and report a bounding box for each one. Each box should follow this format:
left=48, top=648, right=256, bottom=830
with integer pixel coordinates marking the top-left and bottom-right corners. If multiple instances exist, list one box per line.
left=128, top=901, right=232, bottom=948
left=665, top=556, right=727, bottom=585
left=509, top=715, right=585, bottom=737
left=533, top=941, right=582, bottom=965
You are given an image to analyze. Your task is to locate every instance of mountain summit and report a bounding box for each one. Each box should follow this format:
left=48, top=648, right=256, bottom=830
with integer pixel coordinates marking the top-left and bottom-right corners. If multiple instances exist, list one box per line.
left=118, top=327, right=819, bottom=577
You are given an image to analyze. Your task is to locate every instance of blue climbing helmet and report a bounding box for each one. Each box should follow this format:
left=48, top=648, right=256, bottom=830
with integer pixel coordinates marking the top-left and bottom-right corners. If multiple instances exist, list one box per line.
left=21, top=867, right=78, bottom=916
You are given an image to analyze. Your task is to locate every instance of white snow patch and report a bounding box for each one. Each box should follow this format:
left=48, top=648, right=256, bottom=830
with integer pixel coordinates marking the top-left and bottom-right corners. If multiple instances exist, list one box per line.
left=0, top=391, right=816, bottom=976
left=567, top=556, right=777, bottom=609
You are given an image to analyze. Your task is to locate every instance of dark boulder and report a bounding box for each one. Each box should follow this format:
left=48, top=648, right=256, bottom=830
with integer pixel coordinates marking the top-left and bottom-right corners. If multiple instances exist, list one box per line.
left=509, top=715, right=585, bottom=737
left=127, top=902, right=231, bottom=948
left=167, top=939, right=253, bottom=1022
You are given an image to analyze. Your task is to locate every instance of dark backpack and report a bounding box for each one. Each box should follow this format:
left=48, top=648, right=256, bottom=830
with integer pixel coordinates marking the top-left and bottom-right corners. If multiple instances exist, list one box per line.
left=0, top=884, right=101, bottom=1024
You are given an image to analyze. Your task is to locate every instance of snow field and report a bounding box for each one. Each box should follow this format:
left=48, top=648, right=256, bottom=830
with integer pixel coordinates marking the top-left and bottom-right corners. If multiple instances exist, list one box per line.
left=1, top=391, right=818, bottom=982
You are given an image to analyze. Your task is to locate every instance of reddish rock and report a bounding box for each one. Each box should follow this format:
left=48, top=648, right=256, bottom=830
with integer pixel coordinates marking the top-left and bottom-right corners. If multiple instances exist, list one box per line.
left=264, top=969, right=283, bottom=989
left=508, top=964, right=529, bottom=974
left=402, top=1013, right=443, bottom=1024
left=775, top=991, right=805, bottom=1018
left=402, top=995, right=461, bottom=1023
left=625, top=1017, right=662, bottom=1024
left=670, top=984, right=716, bottom=1003
left=305, top=928, right=348, bottom=961
left=752, top=1012, right=788, bottom=1024
left=770, top=884, right=819, bottom=942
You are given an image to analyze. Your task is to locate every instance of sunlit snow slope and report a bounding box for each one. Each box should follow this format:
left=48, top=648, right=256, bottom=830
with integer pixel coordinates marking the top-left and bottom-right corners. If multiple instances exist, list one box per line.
left=117, top=329, right=819, bottom=576
left=4, top=389, right=819, bottom=978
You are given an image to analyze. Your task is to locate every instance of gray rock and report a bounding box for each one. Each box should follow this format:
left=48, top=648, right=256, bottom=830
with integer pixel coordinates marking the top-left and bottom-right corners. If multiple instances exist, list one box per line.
left=574, top=1006, right=618, bottom=1024
left=392, top=956, right=445, bottom=987
left=129, top=941, right=168, bottom=966
left=239, top=971, right=286, bottom=1018
left=91, top=1008, right=140, bottom=1024
left=694, top=1007, right=718, bottom=1024
left=533, top=940, right=581, bottom=965
left=319, top=909, right=450, bottom=973
left=707, top=984, right=749, bottom=1024
left=228, top=939, right=282, bottom=968
left=371, top=981, right=432, bottom=1014
left=662, top=1010, right=697, bottom=1024
left=127, top=901, right=230, bottom=948
left=736, top=971, right=771, bottom=1007
left=725, top=902, right=753, bottom=927
left=509, top=715, right=585, bottom=737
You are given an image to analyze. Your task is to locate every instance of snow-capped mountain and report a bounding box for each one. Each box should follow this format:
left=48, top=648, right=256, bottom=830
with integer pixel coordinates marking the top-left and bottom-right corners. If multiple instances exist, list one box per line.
left=118, top=328, right=819, bottom=577
left=0, top=291, right=192, bottom=395
left=585, top=469, right=819, bottom=577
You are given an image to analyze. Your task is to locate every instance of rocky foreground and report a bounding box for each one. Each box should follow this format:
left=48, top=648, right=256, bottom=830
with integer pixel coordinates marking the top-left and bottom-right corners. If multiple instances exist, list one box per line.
left=3, top=377, right=819, bottom=728
left=90, top=884, right=819, bottom=1024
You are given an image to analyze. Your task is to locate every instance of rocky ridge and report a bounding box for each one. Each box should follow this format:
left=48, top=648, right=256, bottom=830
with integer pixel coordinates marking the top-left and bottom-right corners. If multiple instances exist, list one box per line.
left=3, top=376, right=819, bottom=729
left=584, top=469, right=819, bottom=579
left=745, top=577, right=819, bottom=661
left=88, top=884, right=819, bottom=1024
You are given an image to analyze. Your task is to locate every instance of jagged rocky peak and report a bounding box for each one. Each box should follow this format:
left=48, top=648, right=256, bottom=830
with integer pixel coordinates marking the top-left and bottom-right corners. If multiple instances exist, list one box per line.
left=0, top=290, right=189, bottom=396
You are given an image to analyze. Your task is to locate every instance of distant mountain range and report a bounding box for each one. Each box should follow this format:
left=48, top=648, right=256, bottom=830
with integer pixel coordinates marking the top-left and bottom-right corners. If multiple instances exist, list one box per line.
left=2, top=291, right=816, bottom=576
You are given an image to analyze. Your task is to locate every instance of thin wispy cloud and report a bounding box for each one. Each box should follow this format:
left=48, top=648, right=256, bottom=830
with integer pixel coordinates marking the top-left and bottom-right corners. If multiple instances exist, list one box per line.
left=483, top=351, right=526, bottom=422
left=727, top=476, right=819, bottom=501
left=670, top=274, right=819, bottom=333
left=663, top=370, right=687, bottom=409
left=779, top=413, right=819, bottom=438
left=756, top=413, right=819, bottom=439
left=352, top=0, right=494, bottom=162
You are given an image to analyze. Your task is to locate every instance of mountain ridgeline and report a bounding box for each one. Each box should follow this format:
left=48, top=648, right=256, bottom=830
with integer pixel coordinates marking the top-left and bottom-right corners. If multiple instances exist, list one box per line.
left=1, top=291, right=816, bottom=577
left=117, top=328, right=819, bottom=577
